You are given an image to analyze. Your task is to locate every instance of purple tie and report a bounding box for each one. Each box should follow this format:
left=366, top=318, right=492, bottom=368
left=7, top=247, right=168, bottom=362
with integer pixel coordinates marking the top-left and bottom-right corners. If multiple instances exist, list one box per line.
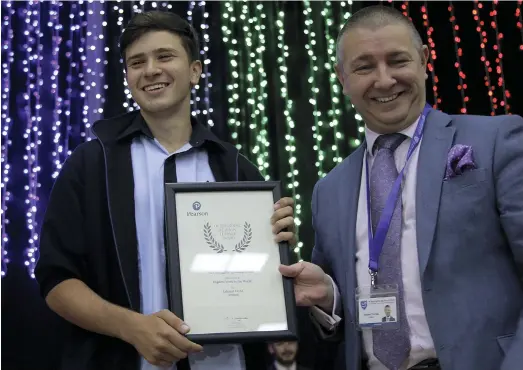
left=370, top=133, right=410, bottom=370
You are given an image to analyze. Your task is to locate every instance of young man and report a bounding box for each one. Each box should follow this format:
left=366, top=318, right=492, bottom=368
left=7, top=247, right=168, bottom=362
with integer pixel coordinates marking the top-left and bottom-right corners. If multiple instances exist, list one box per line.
left=35, top=11, right=296, bottom=370
left=280, top=5, right=523, bottom=370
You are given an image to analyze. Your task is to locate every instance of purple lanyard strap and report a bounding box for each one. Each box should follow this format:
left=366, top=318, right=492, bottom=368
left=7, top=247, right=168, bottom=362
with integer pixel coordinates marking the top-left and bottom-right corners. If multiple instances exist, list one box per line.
left=364, top=104, right=432, bottom=280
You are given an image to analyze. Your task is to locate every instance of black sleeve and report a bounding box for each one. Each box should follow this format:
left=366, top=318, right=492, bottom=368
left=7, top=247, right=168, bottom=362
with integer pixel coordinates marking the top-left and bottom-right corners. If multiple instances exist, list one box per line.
left=237, top=152, right=265, bottom=181
left=34, top=145, right=88, bottom=299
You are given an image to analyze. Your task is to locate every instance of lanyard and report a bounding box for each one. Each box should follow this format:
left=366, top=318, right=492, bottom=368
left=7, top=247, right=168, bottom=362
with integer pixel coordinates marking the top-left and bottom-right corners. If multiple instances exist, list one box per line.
left=365, top=104, right=432, bottom=287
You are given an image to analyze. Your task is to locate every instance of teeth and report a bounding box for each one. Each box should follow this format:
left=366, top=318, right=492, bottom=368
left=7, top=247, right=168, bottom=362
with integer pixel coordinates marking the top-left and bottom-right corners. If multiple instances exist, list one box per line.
left=144, top=83, right=168, bottom=92
left=375, top=94, right=399, bottom=103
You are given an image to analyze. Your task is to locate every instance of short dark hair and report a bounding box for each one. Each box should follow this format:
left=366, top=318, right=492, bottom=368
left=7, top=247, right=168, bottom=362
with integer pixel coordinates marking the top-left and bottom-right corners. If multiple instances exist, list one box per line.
left=119, top=10, right=200, bottom=62
left=336, top=5, right=423, bottom=65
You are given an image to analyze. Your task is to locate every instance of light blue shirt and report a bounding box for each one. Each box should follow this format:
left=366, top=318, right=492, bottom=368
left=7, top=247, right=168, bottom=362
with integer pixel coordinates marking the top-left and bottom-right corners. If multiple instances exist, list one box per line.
left=131, top=134, right=245, bottom=370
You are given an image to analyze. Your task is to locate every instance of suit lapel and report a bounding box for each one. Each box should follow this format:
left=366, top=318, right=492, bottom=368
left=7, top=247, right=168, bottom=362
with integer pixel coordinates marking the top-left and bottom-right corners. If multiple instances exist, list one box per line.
left=339, top=146, right=364, bottom=320
left=103, top=142, right=141, bottom=312
left=415, top=110, right=455, bottom=277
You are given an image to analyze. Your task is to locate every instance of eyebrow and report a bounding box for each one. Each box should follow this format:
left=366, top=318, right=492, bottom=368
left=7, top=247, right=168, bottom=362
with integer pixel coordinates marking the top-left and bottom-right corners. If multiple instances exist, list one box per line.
left=126, top=47, right=178, bottom=63
left=351, top=51, right=410, bottom=65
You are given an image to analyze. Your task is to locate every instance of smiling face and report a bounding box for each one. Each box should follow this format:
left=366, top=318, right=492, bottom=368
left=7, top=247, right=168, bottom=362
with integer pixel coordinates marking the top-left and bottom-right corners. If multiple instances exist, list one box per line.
left=124, top=30, right=201, bottom=116
left=335, top=23, right=429, bottom=134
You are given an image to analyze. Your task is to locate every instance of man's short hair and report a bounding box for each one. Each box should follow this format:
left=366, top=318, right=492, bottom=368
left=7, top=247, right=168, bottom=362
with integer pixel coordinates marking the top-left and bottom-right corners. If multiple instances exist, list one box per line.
left=336, top=5, right=423, bottom=66
left=119, top=10, right=199, bottom=62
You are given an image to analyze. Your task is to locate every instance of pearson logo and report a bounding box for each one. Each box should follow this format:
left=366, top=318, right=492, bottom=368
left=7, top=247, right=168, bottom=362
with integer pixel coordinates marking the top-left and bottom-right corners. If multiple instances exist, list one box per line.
left=187, top=201, right=208, bottom=217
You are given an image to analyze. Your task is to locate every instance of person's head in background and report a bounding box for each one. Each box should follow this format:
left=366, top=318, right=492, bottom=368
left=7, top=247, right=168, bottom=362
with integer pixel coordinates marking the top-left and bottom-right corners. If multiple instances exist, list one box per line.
left=119, top=11, right=201, bottom=122
left=268, top=341, right=299, bottom=366
left=335, top=5, right=429, bottom=135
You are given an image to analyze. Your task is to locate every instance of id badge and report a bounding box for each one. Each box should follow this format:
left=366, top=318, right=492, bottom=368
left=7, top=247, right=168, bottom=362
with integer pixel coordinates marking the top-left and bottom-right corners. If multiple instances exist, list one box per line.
left=355, top=284, right=400, bottom=330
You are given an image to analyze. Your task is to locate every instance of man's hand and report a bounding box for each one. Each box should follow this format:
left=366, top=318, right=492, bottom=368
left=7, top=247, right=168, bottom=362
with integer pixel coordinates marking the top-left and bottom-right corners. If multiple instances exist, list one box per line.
left=279, top=262, right=334, bottom=311
left=123, top=309, right=203, bottom=367
left=271, top=197, right=297, bottom=246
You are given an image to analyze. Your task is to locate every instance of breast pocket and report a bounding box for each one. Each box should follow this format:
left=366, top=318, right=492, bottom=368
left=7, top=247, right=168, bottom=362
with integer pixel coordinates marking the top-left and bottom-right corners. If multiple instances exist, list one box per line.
left=438, top=168, right=493, bottom=230
left=441, top=168, right=487, bottom=194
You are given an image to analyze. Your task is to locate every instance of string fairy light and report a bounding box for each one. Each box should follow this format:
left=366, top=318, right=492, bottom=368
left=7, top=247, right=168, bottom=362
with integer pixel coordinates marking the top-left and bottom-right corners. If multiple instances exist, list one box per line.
left=321, top=1, right=343, bottom=167
left=339, top=1, right=364, bottom=149
left=472, top=1, right=495, bottom=115
left=303, top=0, right=325, bottom=178
left=85, top=0, right=107, bottom=138
left=251, top=2, right=270, bottom=179
left=187, top=1, right=201, bottom=117
left=236, top=1, right=270, bottom=178
left=448, top=1, right=469, bottom=113
left=401, top=1, right=410, bottom=20
left=517, top=1, right=523, bottom=51
left=23, top=0, right=43, bottom=279
left=490, top=0, right=510, bottom=113
left=114, top=1, right=134, bottom=112
left=49, top=0, right=64, bottom=179
left=220, top=1, right=242, bottom=148
left=275, top=6, right=303, bottom=260
left=421, top=3, right=441, bottom=109
left=198, top=1, right=214, bottom=126
left=77, top=1, right=90, bottom=140
left=1, top=0, right=14, bottom=277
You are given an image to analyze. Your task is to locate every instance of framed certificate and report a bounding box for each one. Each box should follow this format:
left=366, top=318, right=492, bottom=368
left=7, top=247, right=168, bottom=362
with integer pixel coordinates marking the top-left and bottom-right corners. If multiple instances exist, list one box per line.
left=164, top=181, right=298, bottom=344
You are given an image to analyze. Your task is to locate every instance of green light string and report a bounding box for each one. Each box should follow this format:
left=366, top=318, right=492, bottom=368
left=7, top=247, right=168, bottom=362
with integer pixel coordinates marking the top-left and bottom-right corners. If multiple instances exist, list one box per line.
left=239, top=1, right=270, bottom=178
left=221, top=2, right=242, bottom=148
left=275, top=5, right=303, bottom=260
left=303, top=0, right=325, bottom=179
left=253, top=3, right=271, bottom=179
left=322, top=0, right=343, bottom=167
left=339, top=1, right=364, bottom=148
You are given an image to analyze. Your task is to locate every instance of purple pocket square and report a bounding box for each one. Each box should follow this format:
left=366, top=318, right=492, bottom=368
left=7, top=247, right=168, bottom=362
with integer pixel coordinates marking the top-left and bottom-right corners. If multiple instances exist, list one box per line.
left=445, top=144, right=477, bottom=180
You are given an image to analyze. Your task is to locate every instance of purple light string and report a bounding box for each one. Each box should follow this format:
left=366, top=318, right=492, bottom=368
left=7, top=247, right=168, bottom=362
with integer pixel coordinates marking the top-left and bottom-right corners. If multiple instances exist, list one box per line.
left=85, top=0, right=107, bottom=139
left=1, top=0, right=14, bottom=277
left=24, top=0, right=43, bottom=279
left=79, top=1, right=89, bottom=141
left=50, top=0, right=64, bottom=179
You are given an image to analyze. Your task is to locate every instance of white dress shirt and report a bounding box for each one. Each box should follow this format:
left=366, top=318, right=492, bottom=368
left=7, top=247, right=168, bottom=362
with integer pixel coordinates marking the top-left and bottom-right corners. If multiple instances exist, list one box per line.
left=312, top=118, right=437, bottom=370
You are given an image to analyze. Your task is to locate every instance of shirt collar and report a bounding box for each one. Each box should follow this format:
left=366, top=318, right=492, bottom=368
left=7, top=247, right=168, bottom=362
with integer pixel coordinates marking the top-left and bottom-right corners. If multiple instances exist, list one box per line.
left=116, top=112, right=225, bottom=150
left=274, top=362, right=297, bottom=370
left=364, top=115, right=420, bottom=155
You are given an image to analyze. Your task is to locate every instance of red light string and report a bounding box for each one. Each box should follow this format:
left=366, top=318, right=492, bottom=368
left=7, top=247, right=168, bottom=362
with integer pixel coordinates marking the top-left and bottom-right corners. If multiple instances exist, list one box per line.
left=516, top=1, right=523, bottom=51
left=472, top=1, right=495, bottom=115
left=421, top=2, right=440, bottom=109
left=401, top=1, right=412, bottom=22
left=448, top=2, right=469, bottom=113
left=490, top=0, right=510, bottom=113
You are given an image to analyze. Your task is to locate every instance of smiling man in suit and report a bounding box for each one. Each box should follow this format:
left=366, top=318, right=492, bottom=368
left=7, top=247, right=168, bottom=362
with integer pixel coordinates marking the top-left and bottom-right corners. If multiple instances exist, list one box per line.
left=279, top=5, right=523, bottom=370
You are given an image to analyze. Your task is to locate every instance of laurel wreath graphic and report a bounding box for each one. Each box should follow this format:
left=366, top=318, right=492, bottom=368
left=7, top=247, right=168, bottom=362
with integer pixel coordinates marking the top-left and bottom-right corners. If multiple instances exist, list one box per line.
left=234, top=222, right=252, bottom=253
left=203, top=222, right=226, bottom=253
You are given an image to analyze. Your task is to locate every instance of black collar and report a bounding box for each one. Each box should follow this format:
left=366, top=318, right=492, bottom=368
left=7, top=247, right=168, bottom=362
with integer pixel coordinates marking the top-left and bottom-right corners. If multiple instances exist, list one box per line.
left=92, top=110, right=226, bottom=151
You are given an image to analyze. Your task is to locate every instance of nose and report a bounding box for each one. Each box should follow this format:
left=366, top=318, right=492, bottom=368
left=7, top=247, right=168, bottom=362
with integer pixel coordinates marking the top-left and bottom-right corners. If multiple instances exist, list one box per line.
left=373, top=65, right=396, bottom=90
left=144, top=59, right=161, bottom=77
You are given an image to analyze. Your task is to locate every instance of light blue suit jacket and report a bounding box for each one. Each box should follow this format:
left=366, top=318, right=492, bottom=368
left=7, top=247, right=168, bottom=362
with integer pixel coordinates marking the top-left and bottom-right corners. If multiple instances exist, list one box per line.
left=311, top=109, right=523, bottom=370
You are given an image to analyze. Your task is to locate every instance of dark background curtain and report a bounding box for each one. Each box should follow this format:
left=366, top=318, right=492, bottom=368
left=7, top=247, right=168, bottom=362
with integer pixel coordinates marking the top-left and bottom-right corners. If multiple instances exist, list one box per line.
left=2, top=1, right=522, bottom=369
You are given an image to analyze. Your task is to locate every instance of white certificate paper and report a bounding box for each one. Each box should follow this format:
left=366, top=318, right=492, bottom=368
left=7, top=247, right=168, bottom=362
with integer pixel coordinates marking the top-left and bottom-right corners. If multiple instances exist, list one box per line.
left=174, top=190, right=289, bottom=335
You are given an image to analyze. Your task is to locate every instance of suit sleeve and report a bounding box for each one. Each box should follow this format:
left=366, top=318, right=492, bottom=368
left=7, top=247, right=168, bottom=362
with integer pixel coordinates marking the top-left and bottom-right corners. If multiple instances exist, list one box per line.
left=308, top=180, right=344, bottom=341
left=494, top=115, right=523, bottom=370
left=34, top=146, right=88, bottom=299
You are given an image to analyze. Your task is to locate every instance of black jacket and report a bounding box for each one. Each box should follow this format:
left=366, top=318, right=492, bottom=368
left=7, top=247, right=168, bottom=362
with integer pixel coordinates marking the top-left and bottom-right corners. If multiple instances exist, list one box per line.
left=35, top=111, right=267, bottom=370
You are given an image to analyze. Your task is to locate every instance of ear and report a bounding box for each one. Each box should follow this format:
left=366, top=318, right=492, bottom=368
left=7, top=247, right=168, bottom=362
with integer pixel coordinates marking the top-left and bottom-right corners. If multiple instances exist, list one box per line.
left=190, top=60, right=202, bottom=86
left=334, top=63, right=349, bottom=95
left=421, top=45, right=429, bottom=80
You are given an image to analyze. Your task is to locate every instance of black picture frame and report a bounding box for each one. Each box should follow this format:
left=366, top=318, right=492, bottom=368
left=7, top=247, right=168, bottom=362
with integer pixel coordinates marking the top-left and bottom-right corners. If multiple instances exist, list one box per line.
left=164, top=180, right=298, bottom=344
